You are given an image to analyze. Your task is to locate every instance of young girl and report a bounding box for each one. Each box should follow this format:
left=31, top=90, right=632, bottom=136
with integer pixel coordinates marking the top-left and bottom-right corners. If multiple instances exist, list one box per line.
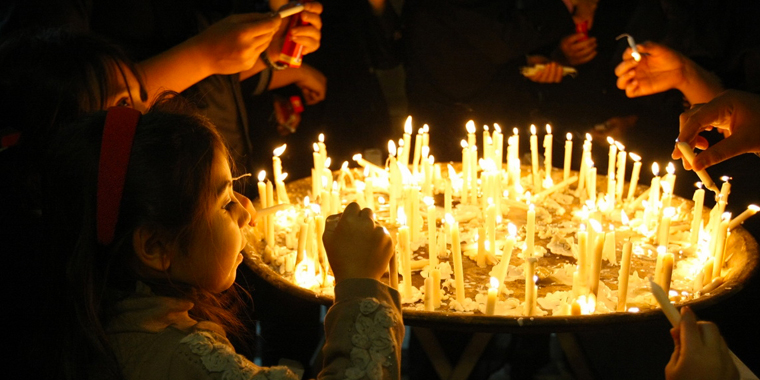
left=43, top=95, right=402, bottom=380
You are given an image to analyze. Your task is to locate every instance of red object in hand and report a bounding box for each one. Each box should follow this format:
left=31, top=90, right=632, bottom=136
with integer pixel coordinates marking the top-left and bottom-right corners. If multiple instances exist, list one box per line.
left=576, top=20, right=589, bottom=41
left=278, top=1, right=312, bottom=68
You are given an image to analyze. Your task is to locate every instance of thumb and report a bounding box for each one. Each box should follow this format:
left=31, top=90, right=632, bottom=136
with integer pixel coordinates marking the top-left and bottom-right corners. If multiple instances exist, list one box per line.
left=679, top=307, right=701, bottom=350
left=692, top=137, right=743, bottom=171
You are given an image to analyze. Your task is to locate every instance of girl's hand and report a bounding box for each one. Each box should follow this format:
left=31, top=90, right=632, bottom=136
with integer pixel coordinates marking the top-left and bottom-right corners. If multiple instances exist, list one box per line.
left=192, top=13, right=282, bottom=75
left=322, top=202, right=393, bottom=284
left=665, top=307, right=739, bottom=380
left=615, top=41, right=686, bottom=98
left=295, top=64, right=327, bottom=105
left=672, top=90, right=760, bottom=171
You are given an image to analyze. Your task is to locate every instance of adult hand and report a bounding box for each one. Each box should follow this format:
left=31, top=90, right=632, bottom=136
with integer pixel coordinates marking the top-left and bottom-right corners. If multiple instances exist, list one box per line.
left=192, top=13, right=282, bottom=75
left=267, top=2, right=324, bottom=58
left=295, top=63, right=327, bottom=105
left=672, top=90, right=760, bottom=171
left=322, top=202, right=393, bottom=284
left=615, top=41, right=686, bottom=98
left=525, top=56, right=564, bottom=83
left=560, top=33, right=597, bottom=66
left=665, top=307, right=739, bottom=380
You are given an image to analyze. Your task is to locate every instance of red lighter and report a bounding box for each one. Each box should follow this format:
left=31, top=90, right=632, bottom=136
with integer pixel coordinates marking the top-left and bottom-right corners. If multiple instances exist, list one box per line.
left=576, top=20, right=589, bottom=41
left=278, top=1, right=311, bottom=68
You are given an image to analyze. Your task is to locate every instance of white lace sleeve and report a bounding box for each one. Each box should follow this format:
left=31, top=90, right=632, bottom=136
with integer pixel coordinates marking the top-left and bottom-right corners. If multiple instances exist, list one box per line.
left=180, top=330, right=299, bottom=380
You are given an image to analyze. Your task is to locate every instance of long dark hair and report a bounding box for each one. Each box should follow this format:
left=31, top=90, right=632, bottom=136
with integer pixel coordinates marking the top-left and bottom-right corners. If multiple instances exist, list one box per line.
left=43, top=94, right=247, bottom=380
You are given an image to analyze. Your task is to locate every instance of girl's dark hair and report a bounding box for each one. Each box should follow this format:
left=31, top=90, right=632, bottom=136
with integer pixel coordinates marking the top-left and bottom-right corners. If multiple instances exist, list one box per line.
left=43, top=94, right=247, bottom=380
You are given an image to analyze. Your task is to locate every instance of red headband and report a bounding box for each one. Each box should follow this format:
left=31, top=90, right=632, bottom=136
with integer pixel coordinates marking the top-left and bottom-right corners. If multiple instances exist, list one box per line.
left=97, top=106, right=141, bottom=245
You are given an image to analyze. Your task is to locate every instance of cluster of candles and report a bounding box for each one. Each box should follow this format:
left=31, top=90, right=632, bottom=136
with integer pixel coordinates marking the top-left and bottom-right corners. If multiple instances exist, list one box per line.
left=254, top=116, right=759, bottom=316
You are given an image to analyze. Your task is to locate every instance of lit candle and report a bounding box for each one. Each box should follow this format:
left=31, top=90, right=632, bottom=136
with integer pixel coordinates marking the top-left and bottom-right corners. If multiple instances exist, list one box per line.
left=607, top=137, right=617, bottom=198
left=544, top=124, right=553, bottom=185
left=483, top=125, right=491, bottom=161
left=676, top=141, right=719, bottom=194
left=273, top=144, right=287, bottom=204
left=494, top=124, right=504, bottom=169
left=422, top=124, right=430, bottom=157
left=466, top=120, right=477, bottom=149
left=577, top=133, right=592, bottom=193
left=648, top=162, right=661, bottom=220
left=525, top=204, right=536, bottom=257
left=318, top=133, right=327, bottom=168
left=626, top=153, right=642, bottom=201
left=577, top=224, right=588, bottom=292
left=664, top=162, right=676, bottom=196
left=257, top=170, right=269, bottom=241
left=486, top=277, right=498, bottom=315
left=352, top=153, right=387, bottom=177
left=413, top=128, right=423, bottom=175
left=444, top=176, right=452, bottom=216
left=449, top=216, right=465, bottom=304
left=461, top=140, right=470, bottom=205
left=690, top=183, right=705, bottom=246
left=603, top=225, right=616, bottom=265
left=615, top=142, right=626, bottom=202
left=388, top=141, right=399, bottom=223
left=524, top=257, right=537, bottom=316
left=659, top=251, right=674, bottom=295
left=564, top=133, right=573, bottom=181
left=729, top=204, right=760, bottom=230
left=486, top=200, right=497, bottom=261
left=312, top=144, right=322, bottom=196
left=398, top=209, right=413, bottom=298
left=587, top=163, right=597, bottom=204
left=617, top=240, right=633, bottom=311
left=266, top=179, right=275, bottom=245
left=530, top=124, right=540, bottom=189
left=402, top=116, right=413, bottom=166
left=618, top=33, right=642, bottom=62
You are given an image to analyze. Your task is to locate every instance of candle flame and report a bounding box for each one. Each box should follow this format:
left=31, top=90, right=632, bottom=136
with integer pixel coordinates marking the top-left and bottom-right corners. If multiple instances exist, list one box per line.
left=324, top=157, right=332, bottom=168
left=304, top=196, right=310, bottom=206
left=429, top=155, right=435, bottom=164
left=423, top=196, right=434, bottom=207
left=508, top=223, right=517, bottom=236
left=533, top=275, right=539, bottom=284
left=513, top=127, right=519, bottom=136
left=722, top=212, right=732, bottom=221
left=313, top=143, right=319, bottom=152
left=546, top=124, right=552, bottom=134
left=629, top=152, right=641, bottom=162
left=721, top=175, right=731, bottom=182
left=258, top=170, right=267, bottom=182
left=422, top=124, right=429, bottom=133
left=652, top=162, right=660, bottom=176
left=749, top=205, right=760, bottom=212
left=418, top=127, right=424, bottom=135
left=530, top=124, right=537, bottom=135
left=398, top=138, right=405, bottom=147
left=615, top=141, right=625, bottom=151
left=695, top=181, right=703, bottom=189
left=666, top=162, right=675, bottom=175
left=281, top=172, right=288, bottom=181
left=388, top=140, right=396, bottom=156
left=586, top=133, right=592, bottom=141
left=422, top=145, right=430, bottom=156
left=589, top=219, right=602, bottom=233
left=318, top=133, right=325, bottom=143
left=494, top=123, right=502, bottom=133
left=466, top=120, right=476, bottom=134
left=664, top=207, right=676, bottom=218
left=398, top=207, right=407, bottom=225
left=566, top=132, right=572, bottom=141
left=352, top=153, right=362, bottom=161
left=657, top=245, right=666, bottom=255
left=621, top=210, right=630, bottom=225
left=461, top=140, right=468, bottom=149
left=445, top=213, right=455, bottom=225
left=269, top=145, right=288, bottom=160
left=294, top=256, right=320, bottom=289
left=378, top=196, right=386, bottom=204
left=484, top=125, right=490, bottom=132
left=404, top=116, right=412, bottom=135
left=490, top=277, right=499, bottom=289
left=341, top=161, right=349, bottom=170
left=606, top=136, right=615, bottom=145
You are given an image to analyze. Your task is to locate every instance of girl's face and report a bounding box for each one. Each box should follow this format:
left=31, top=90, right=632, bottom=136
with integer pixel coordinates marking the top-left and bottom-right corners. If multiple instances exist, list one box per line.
left=107, top=62, right=147, bottom=112
left=168, top=151, right=251, bottom=293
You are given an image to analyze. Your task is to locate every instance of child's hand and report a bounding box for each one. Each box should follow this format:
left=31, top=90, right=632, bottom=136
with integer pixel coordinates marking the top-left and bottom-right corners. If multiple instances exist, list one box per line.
left=665, top=307, right=739, bottom=380
left=322, top=202, right=393, bottom=284
left=672, top=90, right=760, bottom=170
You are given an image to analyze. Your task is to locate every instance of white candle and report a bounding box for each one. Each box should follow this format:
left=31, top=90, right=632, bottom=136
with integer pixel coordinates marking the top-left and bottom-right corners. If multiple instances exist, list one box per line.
left=589, top=223, right=604, bottom=296
left=649, top=278, right=680, bottom=327
left=606, top=137, right=617, bottom=197
left=603, top=226, right=616, bottom=265
left=617, top=240, right=633, bottom=311
left=658, top=207, right=675, bottom=247
left=316, top=214, right=328, bottom=275
left=654, top=245, right=666, bottom=287
left=466, top=120, right=477, bottom=149
left=729, top=204, right=760, bottom=230
left=664, top=162, right=676, bottom=196
left=676, top=141, right=719, bottom=194
left=450, top=217, right=465, bottom=304
left=461, top=140, right=470, bottom=205
left=266, top=180, right=275, bottom=245
left=497, top=223, right=517, bottom=295
left=257, top=171, right=269, bottom=240
left=530, top=124, right=540, bottom=190
left=402, top=116, right=413, bottom=166
left=432, top=268, right=442, bottom=307
left=616, top=144, right=626, bottom=202
left=690, top=184, right=705, bottom=246
left=577, top=134, right=592, bottom=193
left=713, top=213, right=730, bottom=277
left=626, top=153, right=642, bottom=201
left=525, top=204, right=536, bottom=257
left=486, top=277, right=498, bottom=315
left=412, top=128, right=423, bottom=174
left=424, top=276, right=434, bottom=311
left=494, top=124, right=504, bottom=169
left=426, top=198, right=438, bottom=268
left=587, top=165, right=597, bottom=204
left=445, top=177, right=452, bottom=216
left=543, top=124, right=553, bottom=184
left=398, top=213, right=413, bottom=298
left=352, top=153, right=387, bottom=177
left=524, top=257, right=537, bottom=316
left=648, top=163, right=661, bottom=219
left=564, top=133, right=573, bottom=181
left=577, top=224, right=588, bottom=291
left=483, top=125, right=491, bottom=161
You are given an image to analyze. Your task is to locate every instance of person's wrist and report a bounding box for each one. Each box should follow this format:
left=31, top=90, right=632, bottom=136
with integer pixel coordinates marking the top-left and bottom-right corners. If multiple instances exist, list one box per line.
left=260, top=51, right=287, bottom=71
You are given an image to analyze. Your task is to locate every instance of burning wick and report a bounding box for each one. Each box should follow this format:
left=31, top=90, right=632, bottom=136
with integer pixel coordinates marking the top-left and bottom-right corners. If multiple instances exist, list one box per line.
left=617, top=33, right=641, bottom=62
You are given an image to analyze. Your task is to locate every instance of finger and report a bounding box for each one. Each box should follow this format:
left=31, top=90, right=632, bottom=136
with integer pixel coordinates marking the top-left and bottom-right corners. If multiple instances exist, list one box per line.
left=299, top=11, right=323, bottom=30
left=614, top=58, right=638, bottom=77
left=359, top=207, right=375, bottom=221
left=694, top=136, right=710, bottom=151
left=303, top=1, right=324, bottom=14
left=678, top=98, right=733, bottom=145
left=669, top=326, right=681, bottom=364
left=692, top=136, right=744, bottom=171
left=697, top=321, right=722, bottom=347
left=679, top=306, right=702, bottom=349
left=342, top=202, right=362, bottom=217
